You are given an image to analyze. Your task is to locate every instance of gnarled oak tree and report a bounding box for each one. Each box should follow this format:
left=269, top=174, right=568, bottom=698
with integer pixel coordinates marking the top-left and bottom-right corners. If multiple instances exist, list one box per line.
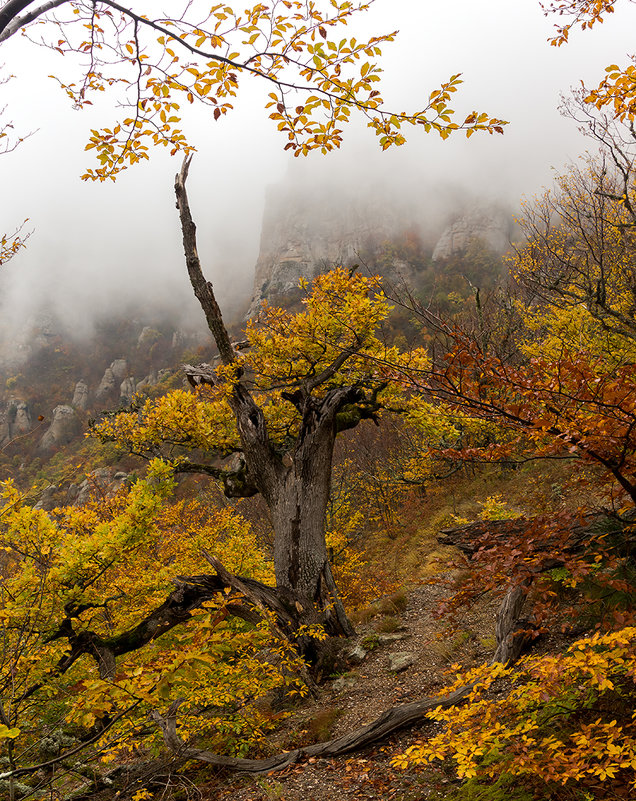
left=96, top=176, right=429, bottom=638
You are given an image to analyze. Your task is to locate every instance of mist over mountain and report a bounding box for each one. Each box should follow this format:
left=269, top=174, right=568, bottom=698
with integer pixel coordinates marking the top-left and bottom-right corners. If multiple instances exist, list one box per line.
left=3, top=0, right=635, bottom=353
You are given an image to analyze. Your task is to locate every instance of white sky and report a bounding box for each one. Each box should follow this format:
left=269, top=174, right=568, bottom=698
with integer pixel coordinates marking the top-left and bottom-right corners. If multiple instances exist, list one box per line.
left=1, top=0, right=635, bottom=334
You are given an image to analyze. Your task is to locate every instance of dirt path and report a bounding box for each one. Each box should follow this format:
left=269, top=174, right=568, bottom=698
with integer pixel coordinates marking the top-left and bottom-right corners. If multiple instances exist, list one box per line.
left=200, top=582, right=501, bottom=801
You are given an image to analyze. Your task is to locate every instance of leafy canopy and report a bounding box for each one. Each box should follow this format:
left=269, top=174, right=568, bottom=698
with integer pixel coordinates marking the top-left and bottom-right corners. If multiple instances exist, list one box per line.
left=0, top=462, right=314, bottom=787
left=94, top=269, right=430, bottom=464
left=394, top=627, right=636, bottom=789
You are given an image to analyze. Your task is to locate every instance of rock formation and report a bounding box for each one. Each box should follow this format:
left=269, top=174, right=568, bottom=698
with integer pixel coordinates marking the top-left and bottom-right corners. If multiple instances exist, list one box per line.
left=67, top=468, right=130, bottom=506
left=95, top=367, right=117, bottom=401
left=432, top=205, right=513, bottom=261
left=248, top=184, right=424, bottom=315
left=39, top=405, right=81, bottom=452
left=137, top=326, right=162, bottom=350
left=120, top=376, right=137, bottom=405
left=1, top=399, right=33, bottom=443
left=71, top=380, right=90, bottom=411
left=110, top=359, right=128, bottom=381
left=248, top=182, right=515, bottom=313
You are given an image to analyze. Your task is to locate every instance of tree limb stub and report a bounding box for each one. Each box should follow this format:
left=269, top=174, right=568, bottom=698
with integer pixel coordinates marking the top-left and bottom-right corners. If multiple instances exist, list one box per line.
left=174, top=157, right=236, bottom=366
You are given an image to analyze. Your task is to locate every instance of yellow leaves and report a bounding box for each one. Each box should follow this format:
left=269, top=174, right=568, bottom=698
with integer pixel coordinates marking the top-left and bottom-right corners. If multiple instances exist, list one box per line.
left=0, top=724, right=21, bottom=742
left=0, top=457, right=290, bottom=765
left=60, top=0, right=510, bottom=178
left=132, top=791, right=154, bottom=801
left=394, top=627, right=636, bottom=790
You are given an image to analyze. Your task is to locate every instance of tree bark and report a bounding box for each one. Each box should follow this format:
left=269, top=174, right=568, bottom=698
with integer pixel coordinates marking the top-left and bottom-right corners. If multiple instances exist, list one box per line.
left=492, top=579, right=534, bottom=665
left=174, top=157, right=358, bottom=636
left=0, top=0, right=69, bottom=42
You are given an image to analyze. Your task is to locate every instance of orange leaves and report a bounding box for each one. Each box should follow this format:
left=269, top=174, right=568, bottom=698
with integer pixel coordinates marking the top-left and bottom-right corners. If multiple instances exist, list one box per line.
left=27, top=0, right=508, bottom=177
left=541, top=1, right=635, bottom=121
left=394, top=627, right=636, bottom=792
left=0, top=222, right=28, bottom=266
left=585, top=60, right=636, bottom=121
left=542, top=0, right=618, bottom=47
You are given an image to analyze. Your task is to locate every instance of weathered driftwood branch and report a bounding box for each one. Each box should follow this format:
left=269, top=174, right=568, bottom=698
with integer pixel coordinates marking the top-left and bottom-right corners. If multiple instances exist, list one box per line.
left=175, top=157, right=236, bottom=366
left=150, top=682, right=476, bottom=774
left=149, top=579, right=532, bottom=774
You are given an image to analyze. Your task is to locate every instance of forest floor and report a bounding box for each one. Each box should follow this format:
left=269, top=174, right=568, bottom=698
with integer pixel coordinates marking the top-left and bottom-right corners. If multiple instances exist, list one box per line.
left=185, top=463, right=587, bottom=801
left=193, top=580, right=510, bottom=801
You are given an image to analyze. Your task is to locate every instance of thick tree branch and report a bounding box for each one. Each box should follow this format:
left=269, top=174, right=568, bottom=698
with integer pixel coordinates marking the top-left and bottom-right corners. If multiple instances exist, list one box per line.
left=305, top=346, right=359, bottom=392
left=174, top=156, right=236, bottom=366
left=0, top=0, right=68, bottom=41
left=175, top=158, right=279, bottom=496
left=171, top=458, right=259, bottom=498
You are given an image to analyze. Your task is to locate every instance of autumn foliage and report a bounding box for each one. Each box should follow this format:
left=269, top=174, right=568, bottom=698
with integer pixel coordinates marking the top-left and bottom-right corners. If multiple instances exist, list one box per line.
left=395, top=628, right=636, bottom=794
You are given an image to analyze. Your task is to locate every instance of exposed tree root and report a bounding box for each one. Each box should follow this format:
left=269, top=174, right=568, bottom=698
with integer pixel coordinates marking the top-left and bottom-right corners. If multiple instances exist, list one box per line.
left=150, top=682, right=476, bottom=775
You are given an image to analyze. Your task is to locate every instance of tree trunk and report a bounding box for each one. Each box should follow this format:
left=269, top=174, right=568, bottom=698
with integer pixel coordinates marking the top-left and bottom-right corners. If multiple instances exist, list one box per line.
left=175, top=158, right=355, bottom=637
left=265, top=412, right=354, bottom=637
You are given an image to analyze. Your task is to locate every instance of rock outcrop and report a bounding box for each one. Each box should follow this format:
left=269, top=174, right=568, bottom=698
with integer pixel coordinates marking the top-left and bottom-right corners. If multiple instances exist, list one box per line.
left=110, top=359, right=128, bottom=381
left=39, top=405, right=81, bottom=452
left=248, top=184, right=421, bottom=316
left=96, top=360, right=129, bottom=402
left=67, top=469, right=130, bottom=506
left=2, top=399, right=33, bottom=443
left=432, top=205, right=512, bottom=261
left=137, top=327, right=162, bottom=350
left=71, top=380, right=90, bottom=411
left=120, top=377, right=137, bottom=405
left=248, top=183, right=515, bottom=314
left=95, top=367, right=117, bottom=401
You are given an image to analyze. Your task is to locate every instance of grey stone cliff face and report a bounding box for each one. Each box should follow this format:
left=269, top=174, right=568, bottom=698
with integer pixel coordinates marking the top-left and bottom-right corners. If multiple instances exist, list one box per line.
left=248, top=184, right=421, bottom=316
left=39, top=405, right=81, bottom=452
left=120, top=376, right=137, bottom=405
left=95, top=367, right=117, bottom=401
left=248, top=184, right=515, bottom=314
left=432, top=205, right=512, bottom=261
left=110, top=359, right=128, bottom=381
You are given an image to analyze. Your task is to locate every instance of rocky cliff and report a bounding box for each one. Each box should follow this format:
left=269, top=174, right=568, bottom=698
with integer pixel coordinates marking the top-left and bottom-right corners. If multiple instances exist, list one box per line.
left=248, top=182, right=514, bottom=314
left=432, top=205, right=514, bottom=262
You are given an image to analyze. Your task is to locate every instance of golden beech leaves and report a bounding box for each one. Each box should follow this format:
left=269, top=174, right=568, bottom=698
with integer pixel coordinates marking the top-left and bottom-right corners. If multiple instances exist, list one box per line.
left=542, top=0, right=619, bottom=46
left=12, top=1, right=506, bottom=179
left=542, top=1, right=635, bottom=121
left=94, top=269, right=431, bottom=461
left=394, top=627, right=636, bottom=789
left=0, top=464, right=316, bottom=775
